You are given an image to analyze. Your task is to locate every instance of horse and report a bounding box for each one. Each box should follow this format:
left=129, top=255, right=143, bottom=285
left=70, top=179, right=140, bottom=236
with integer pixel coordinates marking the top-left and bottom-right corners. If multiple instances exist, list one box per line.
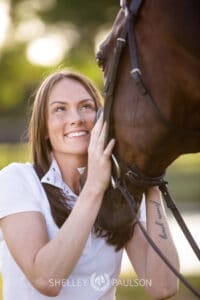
left=97, top=0, right=200, bottom=177
left=96, top=0, right=200, bottom=234
left=95, top=0, right=200, bottom=296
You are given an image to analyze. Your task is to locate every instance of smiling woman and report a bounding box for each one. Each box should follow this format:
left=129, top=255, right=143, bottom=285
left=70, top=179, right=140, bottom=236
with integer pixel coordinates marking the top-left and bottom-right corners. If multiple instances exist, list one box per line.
left=0, top=69, right=179, bottom=300
left=47, top=78, right=97, bottom=162
left=0, top=69, right=121, bottom=300
left=29, top=70, right=103, bottom=172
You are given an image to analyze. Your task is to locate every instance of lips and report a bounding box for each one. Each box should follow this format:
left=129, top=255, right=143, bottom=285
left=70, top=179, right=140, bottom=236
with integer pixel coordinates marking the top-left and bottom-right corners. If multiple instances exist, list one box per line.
left=64, top=130, right=88, bottom=138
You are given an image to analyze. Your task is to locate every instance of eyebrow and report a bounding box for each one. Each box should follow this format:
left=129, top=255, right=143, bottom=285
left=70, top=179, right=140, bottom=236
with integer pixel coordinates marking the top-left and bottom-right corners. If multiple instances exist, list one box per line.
left=49, top=98, right=95, bottom=106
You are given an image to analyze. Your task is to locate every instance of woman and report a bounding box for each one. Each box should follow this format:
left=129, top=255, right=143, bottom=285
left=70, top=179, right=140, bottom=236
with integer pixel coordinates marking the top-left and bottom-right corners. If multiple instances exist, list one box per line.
left=0, top=70, right=179, bottom=300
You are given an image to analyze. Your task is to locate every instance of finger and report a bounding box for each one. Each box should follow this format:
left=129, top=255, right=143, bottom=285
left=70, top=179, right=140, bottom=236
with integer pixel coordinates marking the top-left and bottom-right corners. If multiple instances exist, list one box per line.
left=96, top=107, right=104, bottom=120
left=89, top=113, right=103, bottom=147
left=103, top=139, right=116, bottom=157
left=95, top=110, right=104, bottom=127
left=90, top=112, right=104, bottom=140
left=96, top=121, right=107, bottom=151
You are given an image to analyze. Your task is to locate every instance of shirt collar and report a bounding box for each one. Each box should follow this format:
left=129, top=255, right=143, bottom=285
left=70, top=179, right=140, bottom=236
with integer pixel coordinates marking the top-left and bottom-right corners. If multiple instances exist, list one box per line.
left=41, top=156, right=86, bottom=202
left=41, top=157, right=63, bottom=189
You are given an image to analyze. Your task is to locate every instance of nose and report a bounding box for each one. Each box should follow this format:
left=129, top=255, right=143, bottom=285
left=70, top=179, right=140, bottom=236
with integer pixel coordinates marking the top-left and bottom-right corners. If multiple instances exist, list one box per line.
left=66, top=108, right=84, bottom=126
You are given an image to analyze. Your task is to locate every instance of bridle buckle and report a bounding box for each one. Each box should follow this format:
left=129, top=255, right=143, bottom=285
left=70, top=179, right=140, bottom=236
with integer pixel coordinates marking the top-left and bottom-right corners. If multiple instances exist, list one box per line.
left=111, top=154, right=121, bottom=189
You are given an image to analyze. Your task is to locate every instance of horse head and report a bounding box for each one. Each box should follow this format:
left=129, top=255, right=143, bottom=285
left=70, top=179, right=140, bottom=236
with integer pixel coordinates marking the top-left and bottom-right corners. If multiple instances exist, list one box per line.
left=97, top=0, right=200, bottom=178
left=95, top=0, right=200, bottom=233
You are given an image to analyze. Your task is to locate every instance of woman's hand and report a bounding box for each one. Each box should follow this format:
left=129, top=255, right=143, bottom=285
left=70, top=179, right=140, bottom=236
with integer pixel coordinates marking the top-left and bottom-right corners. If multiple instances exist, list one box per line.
left=86, top=113, right=115, bottom=194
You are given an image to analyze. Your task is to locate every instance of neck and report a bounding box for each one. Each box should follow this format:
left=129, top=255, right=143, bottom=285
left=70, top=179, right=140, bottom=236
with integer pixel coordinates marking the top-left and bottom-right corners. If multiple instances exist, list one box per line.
left=53, top=152, right=87, bottom=195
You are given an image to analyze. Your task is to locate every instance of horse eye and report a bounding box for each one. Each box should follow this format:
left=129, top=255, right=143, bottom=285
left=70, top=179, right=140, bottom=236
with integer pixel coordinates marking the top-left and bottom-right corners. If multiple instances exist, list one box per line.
left=96, top=51, right=105, bottom=70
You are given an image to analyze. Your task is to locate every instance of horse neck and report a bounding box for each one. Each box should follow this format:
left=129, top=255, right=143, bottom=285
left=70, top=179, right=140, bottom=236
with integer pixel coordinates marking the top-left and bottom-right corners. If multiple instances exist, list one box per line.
left=135, top=0, right=200, bottom=130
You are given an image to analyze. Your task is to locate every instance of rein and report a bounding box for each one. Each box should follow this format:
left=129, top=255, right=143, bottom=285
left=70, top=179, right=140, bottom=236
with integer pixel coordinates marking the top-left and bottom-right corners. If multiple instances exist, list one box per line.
left=97, top=0, right=200, bottom=297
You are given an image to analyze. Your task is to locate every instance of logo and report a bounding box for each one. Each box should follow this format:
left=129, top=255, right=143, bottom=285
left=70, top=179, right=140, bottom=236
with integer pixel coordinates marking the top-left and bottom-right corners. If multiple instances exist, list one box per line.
left=90, top=273, right=110, bottom=291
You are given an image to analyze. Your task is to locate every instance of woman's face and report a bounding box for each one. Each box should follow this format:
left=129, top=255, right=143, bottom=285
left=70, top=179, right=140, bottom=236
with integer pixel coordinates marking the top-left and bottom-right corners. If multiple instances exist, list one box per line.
left=47, top=78, right=96, bottom=160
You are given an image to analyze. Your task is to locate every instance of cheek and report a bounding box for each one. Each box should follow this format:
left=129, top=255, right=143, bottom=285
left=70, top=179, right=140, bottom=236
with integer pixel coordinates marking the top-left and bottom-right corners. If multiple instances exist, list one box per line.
left=47, top=116, right=62, bottom=138
left=89, top=120, right=96, bottom=131
left=87, top=113, right=96, bottom=130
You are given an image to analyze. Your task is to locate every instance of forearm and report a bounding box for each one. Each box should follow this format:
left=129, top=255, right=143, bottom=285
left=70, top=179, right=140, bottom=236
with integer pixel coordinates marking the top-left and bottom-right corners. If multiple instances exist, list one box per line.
left=33, top=182, right=103, bottom=289
left=145, top=187, right=180, bottom=295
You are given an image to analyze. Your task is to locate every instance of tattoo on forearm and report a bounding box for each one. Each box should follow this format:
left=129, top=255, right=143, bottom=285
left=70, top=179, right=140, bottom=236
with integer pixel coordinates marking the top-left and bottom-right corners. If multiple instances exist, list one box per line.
left=155, top=221, right=168, bottom=239
left=151, top=200, right=162, bottom=219
left=150, top=200, right=168, bottom=239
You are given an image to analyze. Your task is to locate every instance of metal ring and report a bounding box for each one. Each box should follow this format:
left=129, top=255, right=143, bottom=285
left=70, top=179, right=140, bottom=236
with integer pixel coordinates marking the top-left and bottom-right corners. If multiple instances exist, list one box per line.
left=111, top=154, right=121, bottom=178
left=117, top=37, right=126, bottom=43
left=130, top=68, right=142, bottom=75
left=111, top=176, right=118, bottom=189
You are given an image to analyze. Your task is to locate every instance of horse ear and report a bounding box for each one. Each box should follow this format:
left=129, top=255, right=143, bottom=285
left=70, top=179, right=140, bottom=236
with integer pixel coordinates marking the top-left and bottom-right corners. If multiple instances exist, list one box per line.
left=95, top=107, right=104, bottom=122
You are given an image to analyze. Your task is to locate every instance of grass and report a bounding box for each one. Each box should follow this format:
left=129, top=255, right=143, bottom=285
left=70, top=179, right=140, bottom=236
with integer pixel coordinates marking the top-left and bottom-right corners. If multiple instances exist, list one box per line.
left=116, top=273, right=200, bottom=300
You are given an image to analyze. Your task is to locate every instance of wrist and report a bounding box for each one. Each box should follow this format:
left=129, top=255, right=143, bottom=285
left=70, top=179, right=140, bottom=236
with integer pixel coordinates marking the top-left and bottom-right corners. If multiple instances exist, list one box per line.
left=145, top=186, right=160, bottom=198
left=82, top=179, right=105, bottom=199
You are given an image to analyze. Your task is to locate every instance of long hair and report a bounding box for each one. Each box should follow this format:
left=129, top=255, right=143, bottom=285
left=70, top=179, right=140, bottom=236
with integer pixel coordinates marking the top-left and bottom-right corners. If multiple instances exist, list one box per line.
left=28, top=69, right=134, bottom=251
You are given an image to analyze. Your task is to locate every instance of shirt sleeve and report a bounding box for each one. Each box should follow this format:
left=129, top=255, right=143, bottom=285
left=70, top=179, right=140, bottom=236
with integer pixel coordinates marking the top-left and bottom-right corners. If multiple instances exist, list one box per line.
left=0, top=163, right=42, bottom=219
left=138, top=193, right=146, bottom=223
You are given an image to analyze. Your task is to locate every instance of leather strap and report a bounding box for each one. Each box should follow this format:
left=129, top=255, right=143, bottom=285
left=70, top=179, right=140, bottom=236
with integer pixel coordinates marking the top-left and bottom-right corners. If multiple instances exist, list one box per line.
left=103, top=24, right=128, bottom=146
left=159, top=183, right=200, bottom=260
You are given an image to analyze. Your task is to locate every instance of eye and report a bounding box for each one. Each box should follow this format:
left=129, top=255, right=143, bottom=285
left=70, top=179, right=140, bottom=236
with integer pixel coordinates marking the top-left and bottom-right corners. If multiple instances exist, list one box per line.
left=80, top=104, right=94, bottom=111
left=96, top=50, right=105, bottom=70
left=55, top=106, right=66, bottom=112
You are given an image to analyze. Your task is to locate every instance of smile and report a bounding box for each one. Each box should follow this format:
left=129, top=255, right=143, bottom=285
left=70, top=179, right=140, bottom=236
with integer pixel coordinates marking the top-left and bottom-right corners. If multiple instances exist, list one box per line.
left=65, top=131, right=88, bottom=138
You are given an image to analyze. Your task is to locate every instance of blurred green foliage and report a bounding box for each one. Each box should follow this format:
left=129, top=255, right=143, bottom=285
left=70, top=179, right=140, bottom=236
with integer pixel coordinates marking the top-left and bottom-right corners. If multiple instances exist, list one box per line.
left=0, top=0, right=118, bottom=117
left=0, top=143, right=30, bottom=168
left=166, top=154, right=200, bottom=207
left=11, top=0, right=118, bottom=32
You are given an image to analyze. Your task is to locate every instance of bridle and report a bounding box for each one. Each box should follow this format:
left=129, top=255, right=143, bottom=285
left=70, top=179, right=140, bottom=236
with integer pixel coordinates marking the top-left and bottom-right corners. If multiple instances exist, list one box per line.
left=96, top=0, right=200, bottom=297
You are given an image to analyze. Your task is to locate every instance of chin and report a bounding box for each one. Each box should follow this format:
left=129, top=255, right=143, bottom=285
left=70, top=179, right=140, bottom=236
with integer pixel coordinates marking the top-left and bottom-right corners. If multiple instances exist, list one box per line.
left=64, top=147, right=88, bottom=156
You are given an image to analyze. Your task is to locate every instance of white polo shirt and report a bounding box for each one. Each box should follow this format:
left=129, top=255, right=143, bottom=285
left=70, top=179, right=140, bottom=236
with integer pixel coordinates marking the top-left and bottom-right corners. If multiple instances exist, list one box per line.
left=0, top=160, right=146, bottom=300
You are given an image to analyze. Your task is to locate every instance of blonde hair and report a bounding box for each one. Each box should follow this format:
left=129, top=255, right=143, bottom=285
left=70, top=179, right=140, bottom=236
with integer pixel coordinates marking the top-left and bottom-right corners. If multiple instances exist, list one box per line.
left=28, top=70, right=103, bottom=173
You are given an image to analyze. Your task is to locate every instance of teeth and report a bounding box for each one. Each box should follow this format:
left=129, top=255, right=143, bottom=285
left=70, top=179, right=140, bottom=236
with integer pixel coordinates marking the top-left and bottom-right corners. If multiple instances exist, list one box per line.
left=66, top=131, right=87, bottom=138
